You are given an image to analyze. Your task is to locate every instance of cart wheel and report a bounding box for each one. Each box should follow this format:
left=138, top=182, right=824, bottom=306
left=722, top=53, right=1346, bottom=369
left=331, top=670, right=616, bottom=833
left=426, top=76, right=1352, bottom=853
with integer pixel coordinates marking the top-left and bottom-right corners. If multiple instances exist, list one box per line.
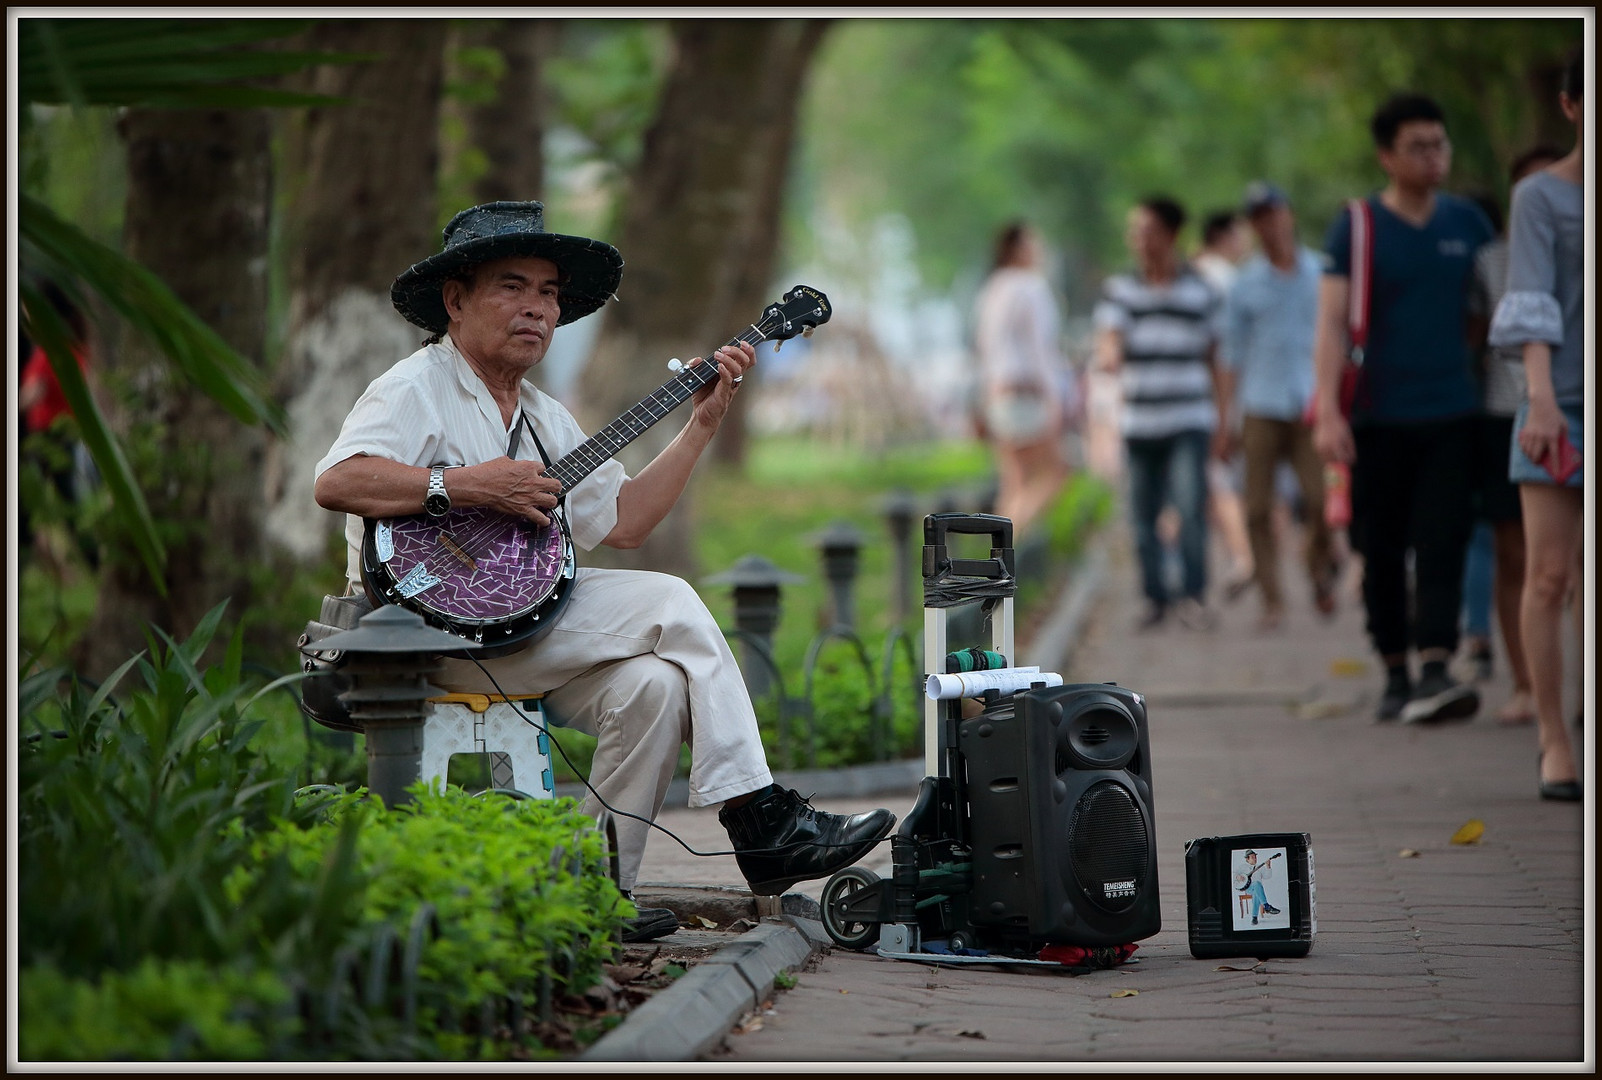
left=948, top=930, right=974, bottom=953
left=821, top=866, right=883, bottom=951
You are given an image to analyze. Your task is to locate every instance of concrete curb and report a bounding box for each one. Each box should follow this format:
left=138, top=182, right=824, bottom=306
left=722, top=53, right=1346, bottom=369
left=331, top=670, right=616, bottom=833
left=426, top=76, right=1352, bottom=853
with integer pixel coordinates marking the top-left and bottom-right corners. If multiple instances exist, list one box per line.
left=580, top=916, right=826, bottom=1062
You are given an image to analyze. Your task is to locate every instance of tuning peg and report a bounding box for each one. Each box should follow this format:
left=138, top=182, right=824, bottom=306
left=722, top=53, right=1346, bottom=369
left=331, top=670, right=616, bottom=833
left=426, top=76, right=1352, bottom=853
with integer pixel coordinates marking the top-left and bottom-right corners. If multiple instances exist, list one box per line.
left=773, top=339, right=783, bottom=353
left=801, top=327, right=815, bottom=338
left=667, top=358, right=683, bottom=373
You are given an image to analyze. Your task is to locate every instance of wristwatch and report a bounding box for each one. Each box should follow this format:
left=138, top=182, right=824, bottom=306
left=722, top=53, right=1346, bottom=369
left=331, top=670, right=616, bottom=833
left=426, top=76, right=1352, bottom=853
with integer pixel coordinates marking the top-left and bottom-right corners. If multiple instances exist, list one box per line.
left=423, top=465, right=451, bottom=517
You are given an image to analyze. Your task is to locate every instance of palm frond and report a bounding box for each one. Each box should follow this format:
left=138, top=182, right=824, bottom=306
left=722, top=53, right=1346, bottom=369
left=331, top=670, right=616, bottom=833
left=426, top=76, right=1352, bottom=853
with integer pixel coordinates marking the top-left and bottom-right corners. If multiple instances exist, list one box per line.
left=21, top=195, right=286, bottom=435
left=19, top=17, right=364, bottom=109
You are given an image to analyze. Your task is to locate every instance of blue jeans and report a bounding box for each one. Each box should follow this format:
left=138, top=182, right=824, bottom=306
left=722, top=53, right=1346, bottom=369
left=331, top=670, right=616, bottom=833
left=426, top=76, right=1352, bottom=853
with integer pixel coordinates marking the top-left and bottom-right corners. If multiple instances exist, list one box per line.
left=1460, top=520, right=1493, bottom=639
left=1125, top=430, right=1210, bottom=607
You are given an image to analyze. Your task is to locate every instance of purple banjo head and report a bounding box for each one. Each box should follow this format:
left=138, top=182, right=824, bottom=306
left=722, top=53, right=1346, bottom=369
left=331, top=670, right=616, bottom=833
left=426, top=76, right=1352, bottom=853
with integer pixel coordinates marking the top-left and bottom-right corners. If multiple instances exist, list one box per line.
left=372, top=506, right=567, bottom=623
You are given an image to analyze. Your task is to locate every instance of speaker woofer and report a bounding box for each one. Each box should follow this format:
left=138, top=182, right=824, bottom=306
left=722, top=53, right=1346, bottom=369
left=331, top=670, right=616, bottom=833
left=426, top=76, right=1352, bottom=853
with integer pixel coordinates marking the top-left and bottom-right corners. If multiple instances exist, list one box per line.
left=1067, top=780, right=1151, bottom=913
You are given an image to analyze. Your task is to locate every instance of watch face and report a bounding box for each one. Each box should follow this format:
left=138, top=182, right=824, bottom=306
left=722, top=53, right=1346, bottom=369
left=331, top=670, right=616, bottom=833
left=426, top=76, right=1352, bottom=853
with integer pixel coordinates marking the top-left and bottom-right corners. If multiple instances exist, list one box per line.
left=425, top=494, right=449, bottom=517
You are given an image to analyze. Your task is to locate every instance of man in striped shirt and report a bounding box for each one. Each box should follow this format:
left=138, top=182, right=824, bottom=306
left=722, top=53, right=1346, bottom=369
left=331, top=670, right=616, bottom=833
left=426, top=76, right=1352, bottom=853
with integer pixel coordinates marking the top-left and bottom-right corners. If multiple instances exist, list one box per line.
left=1094, top=195, right=1230, bottom=631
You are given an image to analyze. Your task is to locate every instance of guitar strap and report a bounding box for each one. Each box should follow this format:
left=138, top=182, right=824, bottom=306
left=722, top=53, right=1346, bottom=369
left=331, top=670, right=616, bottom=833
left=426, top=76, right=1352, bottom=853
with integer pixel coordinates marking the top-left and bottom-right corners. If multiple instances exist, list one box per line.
left=509, top=409, right=571, bottom=518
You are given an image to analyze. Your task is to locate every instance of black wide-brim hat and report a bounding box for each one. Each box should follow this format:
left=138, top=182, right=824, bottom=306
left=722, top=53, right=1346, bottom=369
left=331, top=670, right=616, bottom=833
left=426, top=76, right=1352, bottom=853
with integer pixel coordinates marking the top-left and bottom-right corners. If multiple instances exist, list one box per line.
left=391, top=200, right=624, bottom=334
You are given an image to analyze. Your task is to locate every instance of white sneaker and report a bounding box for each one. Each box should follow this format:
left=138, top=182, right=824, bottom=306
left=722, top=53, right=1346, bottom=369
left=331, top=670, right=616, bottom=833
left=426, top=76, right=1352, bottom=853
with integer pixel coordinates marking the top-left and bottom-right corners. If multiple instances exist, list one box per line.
left=1399, top=671, right=1480, bottom=725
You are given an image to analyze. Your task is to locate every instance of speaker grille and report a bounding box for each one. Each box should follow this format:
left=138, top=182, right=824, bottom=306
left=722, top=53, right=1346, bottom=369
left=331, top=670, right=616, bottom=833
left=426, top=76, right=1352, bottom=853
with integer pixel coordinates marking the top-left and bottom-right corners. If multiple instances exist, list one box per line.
left=1068, top=781, right=1150, bottom=912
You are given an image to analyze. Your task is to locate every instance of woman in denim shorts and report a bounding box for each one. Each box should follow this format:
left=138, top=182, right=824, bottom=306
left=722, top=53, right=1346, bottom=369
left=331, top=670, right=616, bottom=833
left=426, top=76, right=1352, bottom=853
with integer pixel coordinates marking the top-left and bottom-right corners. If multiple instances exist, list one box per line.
left=1488, top=50, right=1584, bottom=801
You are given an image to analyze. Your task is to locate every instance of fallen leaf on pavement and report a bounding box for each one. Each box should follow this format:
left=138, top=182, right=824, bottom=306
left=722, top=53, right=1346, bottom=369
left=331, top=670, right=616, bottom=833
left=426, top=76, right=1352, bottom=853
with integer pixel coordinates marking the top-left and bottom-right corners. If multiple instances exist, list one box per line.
left=1398, top=849, right=1420, bottom=858
left=694, top=915, right=719, bottom=928
left=1214, top=965, right=1257, bottom=972
left=1297, top=699, right=1350, bottom=720
left=1330, top=657, right=1368, bottom=677
left=1110, top=988, right=1139, bottom=998
left=1450, top=819, right=1485, bottom=845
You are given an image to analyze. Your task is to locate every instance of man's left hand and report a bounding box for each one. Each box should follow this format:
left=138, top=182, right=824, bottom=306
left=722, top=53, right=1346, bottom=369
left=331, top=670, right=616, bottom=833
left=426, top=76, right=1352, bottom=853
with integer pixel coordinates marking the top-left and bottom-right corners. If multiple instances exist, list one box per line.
left=688, top=341, right=756, bottom=431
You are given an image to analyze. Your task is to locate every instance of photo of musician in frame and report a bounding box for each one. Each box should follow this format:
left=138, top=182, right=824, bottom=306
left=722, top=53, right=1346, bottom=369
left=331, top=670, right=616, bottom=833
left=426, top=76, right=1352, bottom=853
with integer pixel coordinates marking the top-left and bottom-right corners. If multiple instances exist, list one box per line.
left=1232, top=846, right=1288, bottom=930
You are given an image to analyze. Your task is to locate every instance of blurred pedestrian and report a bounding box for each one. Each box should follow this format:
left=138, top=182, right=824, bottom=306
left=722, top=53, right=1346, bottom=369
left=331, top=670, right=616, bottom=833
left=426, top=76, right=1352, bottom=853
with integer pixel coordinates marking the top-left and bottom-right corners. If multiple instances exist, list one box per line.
left=1460, top=146, right=1565, bottom=724
left=1488, top=52, right=1584, bottom=801
left=1219, top=182, right=1338, bottom=633
left=1311, top=92, right=1495, bottom=724
left=19, top=280, right=97, bottom=578
left=973, top=221, right=1073, bottom=538
left=1094, top=195, right=1228, bottom=632
left=1193, top=209, right=1256, bottom=601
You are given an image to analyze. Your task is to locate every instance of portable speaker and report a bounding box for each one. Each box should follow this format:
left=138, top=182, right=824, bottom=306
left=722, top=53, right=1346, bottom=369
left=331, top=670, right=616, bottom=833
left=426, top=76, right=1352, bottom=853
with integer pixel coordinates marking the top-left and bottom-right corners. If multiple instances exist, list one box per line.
left=959, top=682, right=1160, bottom=947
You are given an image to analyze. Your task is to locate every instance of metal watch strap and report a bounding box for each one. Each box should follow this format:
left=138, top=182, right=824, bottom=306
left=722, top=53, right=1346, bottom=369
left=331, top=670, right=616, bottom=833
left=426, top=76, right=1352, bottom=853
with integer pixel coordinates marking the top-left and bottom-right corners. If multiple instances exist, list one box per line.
left=425, top=465, right=448, bottom=516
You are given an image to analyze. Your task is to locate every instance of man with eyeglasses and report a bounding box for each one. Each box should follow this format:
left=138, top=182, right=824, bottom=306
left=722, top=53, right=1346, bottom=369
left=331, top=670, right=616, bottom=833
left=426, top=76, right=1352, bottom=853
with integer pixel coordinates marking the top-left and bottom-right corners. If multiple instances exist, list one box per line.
left=1310, top=93, right=1494, bottom=725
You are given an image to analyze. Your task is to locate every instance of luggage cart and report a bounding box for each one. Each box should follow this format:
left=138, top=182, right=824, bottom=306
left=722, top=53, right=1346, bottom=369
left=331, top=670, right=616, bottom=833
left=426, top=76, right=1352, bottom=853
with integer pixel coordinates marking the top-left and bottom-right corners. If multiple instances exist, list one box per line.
left=819, top=512, right=1158, bottom=969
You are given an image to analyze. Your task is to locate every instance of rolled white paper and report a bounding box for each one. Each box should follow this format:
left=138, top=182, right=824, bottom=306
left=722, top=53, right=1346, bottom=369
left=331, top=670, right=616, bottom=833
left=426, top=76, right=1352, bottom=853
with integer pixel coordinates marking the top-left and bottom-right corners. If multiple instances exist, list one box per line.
left=925, top=666, right=1064, bottom=700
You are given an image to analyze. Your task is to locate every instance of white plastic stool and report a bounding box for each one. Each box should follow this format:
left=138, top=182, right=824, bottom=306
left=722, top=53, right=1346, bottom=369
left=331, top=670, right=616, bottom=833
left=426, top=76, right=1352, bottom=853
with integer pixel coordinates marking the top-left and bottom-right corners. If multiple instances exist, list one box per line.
left=421, top=693, right=554, bottom=798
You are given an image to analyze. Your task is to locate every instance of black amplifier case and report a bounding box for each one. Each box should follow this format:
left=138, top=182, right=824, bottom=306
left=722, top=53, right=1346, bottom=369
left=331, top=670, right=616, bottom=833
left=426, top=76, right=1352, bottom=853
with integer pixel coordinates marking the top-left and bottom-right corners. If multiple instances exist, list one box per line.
left=959, top=682, right=1161, bottom=948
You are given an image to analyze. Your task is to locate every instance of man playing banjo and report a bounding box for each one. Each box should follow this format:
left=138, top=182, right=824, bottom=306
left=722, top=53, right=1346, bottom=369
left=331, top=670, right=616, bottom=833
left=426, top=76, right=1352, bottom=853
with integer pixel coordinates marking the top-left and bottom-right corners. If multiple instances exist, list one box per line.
left=314, top=201, right=895, bottom=940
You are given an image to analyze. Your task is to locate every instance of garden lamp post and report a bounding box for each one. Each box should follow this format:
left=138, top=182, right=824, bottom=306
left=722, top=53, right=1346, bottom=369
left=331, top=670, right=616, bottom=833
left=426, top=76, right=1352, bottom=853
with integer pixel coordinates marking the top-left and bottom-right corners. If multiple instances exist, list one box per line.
left=813, top=520, right=866, bottom=633
left=311, top=605, right=480, bottom=808
left=883, top=488, right=918, bottom=626
left=705, top=554, right=805, bottom=700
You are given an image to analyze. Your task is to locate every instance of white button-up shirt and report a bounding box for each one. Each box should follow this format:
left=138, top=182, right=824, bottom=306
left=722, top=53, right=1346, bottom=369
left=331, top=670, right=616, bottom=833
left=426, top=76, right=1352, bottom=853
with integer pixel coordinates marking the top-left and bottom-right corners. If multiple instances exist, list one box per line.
left=315, top=335, right=628, bottom=587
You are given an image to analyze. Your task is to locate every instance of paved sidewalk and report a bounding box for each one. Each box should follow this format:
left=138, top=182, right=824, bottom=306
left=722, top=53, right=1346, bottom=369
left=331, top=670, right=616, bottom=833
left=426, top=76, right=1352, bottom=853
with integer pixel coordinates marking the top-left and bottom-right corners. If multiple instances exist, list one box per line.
left=634, top=519, right=1591, bottom=1066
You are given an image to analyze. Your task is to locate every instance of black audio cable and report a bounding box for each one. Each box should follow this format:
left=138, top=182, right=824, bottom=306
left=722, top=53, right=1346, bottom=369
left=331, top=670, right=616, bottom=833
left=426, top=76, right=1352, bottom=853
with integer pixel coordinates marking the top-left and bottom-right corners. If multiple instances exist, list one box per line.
left=463, top=651, right=894, bottom=861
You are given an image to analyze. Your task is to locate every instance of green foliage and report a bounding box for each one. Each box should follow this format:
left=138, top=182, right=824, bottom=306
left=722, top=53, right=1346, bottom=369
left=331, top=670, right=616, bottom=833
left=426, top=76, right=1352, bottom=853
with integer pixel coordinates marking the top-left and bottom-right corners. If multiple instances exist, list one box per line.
left=233, top=784, right=628, bottom=1046
left=17, top=18, right=344, bottom=110
left=17, top=605, right=327, bottom=978
left=18, top=607, right=624, bottom=1061
left=542, top=20, right=671, bottom=239
left=801, top=17, right=1582, bottom=309
left=19, top=959, right=302, bottom=1062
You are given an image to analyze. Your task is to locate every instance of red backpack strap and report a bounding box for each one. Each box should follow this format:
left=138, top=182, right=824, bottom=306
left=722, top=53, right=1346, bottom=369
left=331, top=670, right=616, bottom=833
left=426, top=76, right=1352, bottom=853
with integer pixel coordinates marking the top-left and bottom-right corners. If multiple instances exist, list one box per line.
left=1346, top=197, right=1372, bottom=362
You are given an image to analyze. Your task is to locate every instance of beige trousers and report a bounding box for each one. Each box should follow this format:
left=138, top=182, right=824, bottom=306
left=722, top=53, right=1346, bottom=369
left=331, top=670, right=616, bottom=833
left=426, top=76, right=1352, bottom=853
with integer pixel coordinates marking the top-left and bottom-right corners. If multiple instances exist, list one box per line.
left=433, top=567, right=773, bottom=890
left=1240, top=415, right=1334, bottom=612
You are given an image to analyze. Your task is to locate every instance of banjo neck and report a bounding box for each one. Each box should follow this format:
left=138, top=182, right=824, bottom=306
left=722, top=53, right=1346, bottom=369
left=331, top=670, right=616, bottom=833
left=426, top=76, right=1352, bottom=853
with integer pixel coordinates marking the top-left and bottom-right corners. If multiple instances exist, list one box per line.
left=544, top=327, right=764, bottom=497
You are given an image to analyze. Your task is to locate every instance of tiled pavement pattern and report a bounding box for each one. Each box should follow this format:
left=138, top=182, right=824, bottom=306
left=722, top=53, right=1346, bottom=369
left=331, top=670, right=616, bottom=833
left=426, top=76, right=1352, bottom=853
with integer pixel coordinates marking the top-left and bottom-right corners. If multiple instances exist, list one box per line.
left=635, top=516, right=1590, bottom=1065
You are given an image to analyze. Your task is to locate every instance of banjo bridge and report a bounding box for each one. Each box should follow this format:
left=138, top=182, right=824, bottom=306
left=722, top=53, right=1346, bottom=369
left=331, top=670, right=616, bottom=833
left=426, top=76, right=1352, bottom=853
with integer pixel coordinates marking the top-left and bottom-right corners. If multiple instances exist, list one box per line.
left=438, top=532, right=478, bottom=570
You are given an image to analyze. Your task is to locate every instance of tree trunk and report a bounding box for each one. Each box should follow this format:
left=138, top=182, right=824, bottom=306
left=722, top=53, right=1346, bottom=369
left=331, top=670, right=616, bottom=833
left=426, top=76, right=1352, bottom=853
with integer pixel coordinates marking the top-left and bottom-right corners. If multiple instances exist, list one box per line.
left=262, top=20, right=447, bottom=564
left=75, top=107, right=273, bottom=678
left=575, top=18, right=831, bottom=576
left=459, top=18, right=556, bottom=204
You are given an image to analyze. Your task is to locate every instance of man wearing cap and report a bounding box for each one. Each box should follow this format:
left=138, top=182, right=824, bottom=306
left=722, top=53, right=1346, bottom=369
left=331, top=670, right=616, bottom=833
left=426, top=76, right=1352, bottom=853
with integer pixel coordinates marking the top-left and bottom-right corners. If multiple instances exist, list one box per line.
left=1220, top=182, right=1339, bottom=633
left=1311, top=94, right=1493, bottom=724
left=313, top=201, right=895, bottom=941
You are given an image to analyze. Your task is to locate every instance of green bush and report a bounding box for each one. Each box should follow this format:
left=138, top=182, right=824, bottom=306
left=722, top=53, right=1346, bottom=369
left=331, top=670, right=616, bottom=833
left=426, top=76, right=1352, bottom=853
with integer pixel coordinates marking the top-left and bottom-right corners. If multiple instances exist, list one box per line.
left=231, top=783, right=628, bottom=1050
left=19, top=959, right=301, bottom=1061
left=18, top=606, right=629, bottom=1061
left=17, top=605, right=339, bottom=978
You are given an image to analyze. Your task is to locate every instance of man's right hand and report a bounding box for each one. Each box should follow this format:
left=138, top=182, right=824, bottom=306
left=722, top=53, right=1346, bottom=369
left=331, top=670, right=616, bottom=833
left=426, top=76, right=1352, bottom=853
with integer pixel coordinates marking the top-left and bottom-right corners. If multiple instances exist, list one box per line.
left=456, top=456, right=563, bottom=526
left=1311, top=406, right=1355, bottom=466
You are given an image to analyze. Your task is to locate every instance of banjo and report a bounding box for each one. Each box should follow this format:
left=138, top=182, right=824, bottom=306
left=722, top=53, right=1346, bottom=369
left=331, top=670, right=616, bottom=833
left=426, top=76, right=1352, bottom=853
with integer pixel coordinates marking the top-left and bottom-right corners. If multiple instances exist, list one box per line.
left=359, top=285, right=831, bottom=657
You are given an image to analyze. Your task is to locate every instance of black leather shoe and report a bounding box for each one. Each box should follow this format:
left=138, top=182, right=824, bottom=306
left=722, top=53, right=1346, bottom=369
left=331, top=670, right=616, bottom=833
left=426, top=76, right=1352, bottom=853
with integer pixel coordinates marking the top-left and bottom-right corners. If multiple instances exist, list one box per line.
left=1538, top=755, right=1583, bottom=802
left=619, top=892, right=679, bottom=943
left=719, top=786, right=896, bottom=896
